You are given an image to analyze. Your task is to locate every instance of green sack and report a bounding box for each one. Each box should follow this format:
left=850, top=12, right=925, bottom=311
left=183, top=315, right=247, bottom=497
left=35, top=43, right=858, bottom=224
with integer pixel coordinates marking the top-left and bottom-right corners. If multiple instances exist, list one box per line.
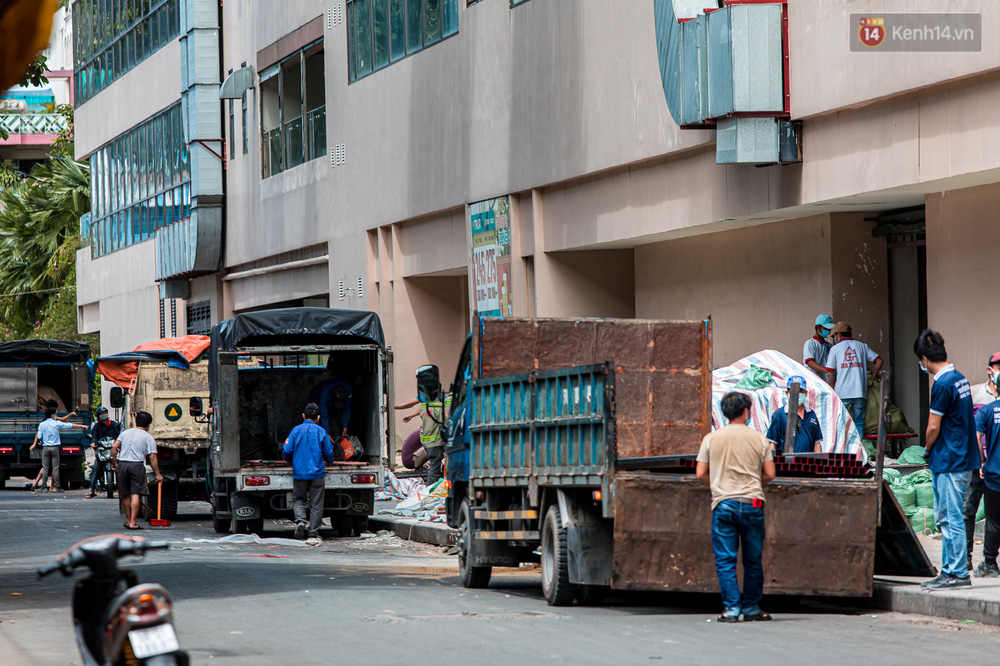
left=898, top=445, right=928, bottom=465
left=910, top=506, right=938, bottom=533
left=899, top=469, right=933, bottom=488
left=914, top=482, right=935, bottom=509
left=735, top=365, right=773, bottom=391
left=893, top=485, right=918, bottom=516
left=882, top=468, right=902, bottom=486
left=863, top=372, right=916, bottom=436
left=977, top=497, right=986, bottom=522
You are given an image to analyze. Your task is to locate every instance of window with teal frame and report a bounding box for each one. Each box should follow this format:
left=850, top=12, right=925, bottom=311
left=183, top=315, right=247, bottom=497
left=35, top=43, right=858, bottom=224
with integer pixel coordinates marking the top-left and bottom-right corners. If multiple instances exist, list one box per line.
left=347, top=0, right=459, bottom=83
left=89, top=104, right=191, bottom=258
left=73, top=0, right=181, bottom=106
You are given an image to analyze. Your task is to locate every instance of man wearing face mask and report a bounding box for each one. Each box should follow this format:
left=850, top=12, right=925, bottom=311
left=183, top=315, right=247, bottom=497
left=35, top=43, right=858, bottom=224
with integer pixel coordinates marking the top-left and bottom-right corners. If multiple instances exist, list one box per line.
left=913, top=329, right=979, bottom=590
left=803, top=315, right=834, bottom=382
left=964, top=353, right=1000, bottom=570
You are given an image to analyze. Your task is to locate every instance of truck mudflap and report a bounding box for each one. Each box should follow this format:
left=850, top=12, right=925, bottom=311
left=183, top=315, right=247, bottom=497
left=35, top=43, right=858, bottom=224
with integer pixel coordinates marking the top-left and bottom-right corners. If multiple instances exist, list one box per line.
left=611, top=473, right=879, bottom=597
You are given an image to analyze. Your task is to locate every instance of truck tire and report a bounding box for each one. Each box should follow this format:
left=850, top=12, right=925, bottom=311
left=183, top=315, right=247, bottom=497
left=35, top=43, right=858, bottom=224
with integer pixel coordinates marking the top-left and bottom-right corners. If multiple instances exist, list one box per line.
left=157, top=480, right=179, bottom=520
left=211, top=505, right=230, bottom=534
left=541, top=504, right=576, bottom=606
left=458, top=500, right=491, bottom=588
left=335, top=513, right=353, bottom=537
left=352, top=515, right=370, bottom=535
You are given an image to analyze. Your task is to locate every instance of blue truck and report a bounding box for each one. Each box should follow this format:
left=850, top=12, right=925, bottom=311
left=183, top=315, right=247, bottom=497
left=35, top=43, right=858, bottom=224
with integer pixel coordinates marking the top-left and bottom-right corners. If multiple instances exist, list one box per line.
left=0, top=340, right=93, bottom=488
left=444, top=317, right=932, bottom=606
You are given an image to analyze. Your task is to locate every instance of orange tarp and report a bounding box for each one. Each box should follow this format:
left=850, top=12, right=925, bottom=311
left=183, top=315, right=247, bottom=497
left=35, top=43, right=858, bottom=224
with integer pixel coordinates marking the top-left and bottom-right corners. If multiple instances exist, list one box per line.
left=96, top=335, right=210, bottom=388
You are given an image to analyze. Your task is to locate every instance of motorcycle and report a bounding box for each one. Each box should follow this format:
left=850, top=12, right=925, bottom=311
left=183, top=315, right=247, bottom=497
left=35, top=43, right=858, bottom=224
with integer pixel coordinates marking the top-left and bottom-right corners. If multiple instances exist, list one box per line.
left=96, top=436, right=116, bottom=499
left=38, top=535, right=189, bottom=666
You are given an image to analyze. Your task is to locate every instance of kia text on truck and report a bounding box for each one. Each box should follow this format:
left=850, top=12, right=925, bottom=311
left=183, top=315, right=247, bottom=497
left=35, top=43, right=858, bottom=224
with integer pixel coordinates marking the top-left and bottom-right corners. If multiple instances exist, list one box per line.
left=208, top=308, right=390, bottom=536
left=0, top=339, right=92, bottom=488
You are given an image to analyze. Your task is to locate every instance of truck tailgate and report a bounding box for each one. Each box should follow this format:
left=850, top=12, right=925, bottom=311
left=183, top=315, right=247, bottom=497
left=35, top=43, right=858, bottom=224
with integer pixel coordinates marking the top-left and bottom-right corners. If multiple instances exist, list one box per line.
left=238, top=462, right=381, bottom=491
left=611, top=473, right=877, bottom=597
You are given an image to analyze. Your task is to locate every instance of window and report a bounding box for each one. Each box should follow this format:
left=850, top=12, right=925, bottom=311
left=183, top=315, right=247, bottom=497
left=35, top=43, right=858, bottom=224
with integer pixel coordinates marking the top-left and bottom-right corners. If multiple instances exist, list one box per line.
left=511, top=0, right=531, bottom=5
left=73, top=0, right=181, bottom=106
left=88, top=104, right=192, bottom=258
left=347, top=0, right=459, bottom=83
left=228, top=69, right=235, bottom=160
left=241, top=61, right=249, bottom=155
left=260, top=42, right=326, bottom=179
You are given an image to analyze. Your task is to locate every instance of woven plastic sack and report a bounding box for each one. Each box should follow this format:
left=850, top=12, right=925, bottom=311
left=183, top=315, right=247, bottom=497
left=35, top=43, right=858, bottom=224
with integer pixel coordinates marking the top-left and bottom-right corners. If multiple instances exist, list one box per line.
left=735, top=365, right=773, bottom=391
left=898, top=469, right=933, bottom=488
left=893, top=486, right=918, bottom=516
left=977, top=497, right=986, bottom=522
left=914, top=483, right=935, bottom=509
left=898, top=445, right=927, bottom=465
left=910, top=506, right=938, bottom=533
left=882, top=468, right=902, bottom=486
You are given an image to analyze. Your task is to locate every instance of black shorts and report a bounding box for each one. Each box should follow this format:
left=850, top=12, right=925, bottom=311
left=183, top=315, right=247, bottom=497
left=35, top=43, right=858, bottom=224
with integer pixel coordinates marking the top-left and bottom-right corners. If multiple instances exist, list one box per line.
left=117, top=461, right=148, bottom=497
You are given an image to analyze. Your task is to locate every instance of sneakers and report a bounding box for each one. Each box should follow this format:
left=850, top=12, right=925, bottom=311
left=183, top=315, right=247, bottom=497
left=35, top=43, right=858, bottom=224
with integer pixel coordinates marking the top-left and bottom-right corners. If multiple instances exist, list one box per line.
left=974, top=561, right=1000, bottom=578
left=294, top=522, right=307, bottom=540
left=922, top=573, right=972, bottom=591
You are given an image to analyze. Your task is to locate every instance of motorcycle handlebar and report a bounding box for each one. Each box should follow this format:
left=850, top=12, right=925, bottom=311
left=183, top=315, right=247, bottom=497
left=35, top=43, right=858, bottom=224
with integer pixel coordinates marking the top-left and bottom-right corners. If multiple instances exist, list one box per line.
left=37, top=536, right=170, bottom=577
left=37, top=561, right=63, bottom=578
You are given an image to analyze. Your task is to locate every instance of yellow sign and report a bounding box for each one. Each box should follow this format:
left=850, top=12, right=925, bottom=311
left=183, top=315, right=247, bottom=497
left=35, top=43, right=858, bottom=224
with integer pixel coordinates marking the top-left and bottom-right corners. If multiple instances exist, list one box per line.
left=164, top=403, right=183, bottom=422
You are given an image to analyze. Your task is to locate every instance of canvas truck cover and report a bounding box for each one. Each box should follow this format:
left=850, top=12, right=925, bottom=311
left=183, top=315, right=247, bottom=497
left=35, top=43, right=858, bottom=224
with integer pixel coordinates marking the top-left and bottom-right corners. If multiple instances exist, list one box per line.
left=208, top=307, right=386, bottom=393
left=0, top=339, right=91, bottom=363
left=96, top=335, right=211, bottom=388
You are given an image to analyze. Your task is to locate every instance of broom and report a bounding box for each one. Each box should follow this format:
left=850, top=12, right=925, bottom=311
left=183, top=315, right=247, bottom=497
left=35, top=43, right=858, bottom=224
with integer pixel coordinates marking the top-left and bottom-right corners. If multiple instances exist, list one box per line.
left=149, top=481, right=171, bottom=527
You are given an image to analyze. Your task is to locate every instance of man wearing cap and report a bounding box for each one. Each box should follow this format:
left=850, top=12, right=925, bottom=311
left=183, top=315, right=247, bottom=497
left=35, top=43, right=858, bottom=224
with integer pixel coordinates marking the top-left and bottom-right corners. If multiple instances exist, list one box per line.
left=765, top=376, right=824, bottom=454
left=963, top=352, right=1000, bottom=578
left=283, top=403, right=337, bottom=541
left=85, top=406, right=120, bottom=499
left=825, top=322, right=883, bottom=435
left=803, top=315, right=834, bottom=381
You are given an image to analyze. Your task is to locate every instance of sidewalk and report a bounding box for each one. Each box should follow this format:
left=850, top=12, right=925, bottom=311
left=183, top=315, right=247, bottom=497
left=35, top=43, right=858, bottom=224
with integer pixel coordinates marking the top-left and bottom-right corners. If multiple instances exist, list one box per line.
left=874, top=534, right=1000, bottom=625
left=368, top=501, right=457, bottom=548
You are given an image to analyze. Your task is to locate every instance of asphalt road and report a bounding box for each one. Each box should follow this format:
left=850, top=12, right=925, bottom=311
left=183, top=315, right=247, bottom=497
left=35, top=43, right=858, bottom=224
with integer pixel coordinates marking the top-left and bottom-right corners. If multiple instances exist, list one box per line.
left=1, top=483, right=997, bottom=665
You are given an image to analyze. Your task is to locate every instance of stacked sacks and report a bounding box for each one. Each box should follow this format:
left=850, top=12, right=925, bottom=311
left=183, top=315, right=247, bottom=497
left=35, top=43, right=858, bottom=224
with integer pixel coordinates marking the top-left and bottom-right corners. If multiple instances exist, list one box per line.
left=886, top=469, right=940, bottom=533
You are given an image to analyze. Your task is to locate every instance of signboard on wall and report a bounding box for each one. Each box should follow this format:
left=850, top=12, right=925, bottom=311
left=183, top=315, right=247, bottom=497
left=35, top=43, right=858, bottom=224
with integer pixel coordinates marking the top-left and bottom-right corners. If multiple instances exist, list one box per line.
left=469, top=196, right=513, bottom=318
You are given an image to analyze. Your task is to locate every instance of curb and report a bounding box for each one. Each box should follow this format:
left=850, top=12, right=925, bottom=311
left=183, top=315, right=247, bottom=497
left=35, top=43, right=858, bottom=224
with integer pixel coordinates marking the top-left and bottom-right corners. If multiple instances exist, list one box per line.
left=873, top=580, right=1000, bottom=626
left=369, top=515, right=458, bottom=547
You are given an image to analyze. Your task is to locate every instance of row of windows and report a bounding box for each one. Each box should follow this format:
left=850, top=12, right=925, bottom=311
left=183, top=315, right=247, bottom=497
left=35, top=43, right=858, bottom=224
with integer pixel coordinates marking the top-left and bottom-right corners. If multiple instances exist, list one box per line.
left=73, top=0, right=180, bottom=105
left=89, top=105, right=191, bottom=257
left=347, top=0, right=459, bottom=83
left=261, top=43, right=327, bottom=179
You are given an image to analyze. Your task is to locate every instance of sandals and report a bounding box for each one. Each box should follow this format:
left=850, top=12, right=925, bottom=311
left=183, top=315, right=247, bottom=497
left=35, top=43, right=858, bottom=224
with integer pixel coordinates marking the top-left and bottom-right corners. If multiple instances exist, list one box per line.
left=84, top=493, right=96, bottom=499
left=123, top=523, right=143, bottom=530
left=743, top=611, right=772, bottom=622
left=717, top=613, right=740, bottom=623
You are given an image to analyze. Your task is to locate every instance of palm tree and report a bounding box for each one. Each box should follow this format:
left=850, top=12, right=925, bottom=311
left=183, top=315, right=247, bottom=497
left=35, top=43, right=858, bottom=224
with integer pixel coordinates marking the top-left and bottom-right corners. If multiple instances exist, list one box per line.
left=0, top=155, right=89, bottom=333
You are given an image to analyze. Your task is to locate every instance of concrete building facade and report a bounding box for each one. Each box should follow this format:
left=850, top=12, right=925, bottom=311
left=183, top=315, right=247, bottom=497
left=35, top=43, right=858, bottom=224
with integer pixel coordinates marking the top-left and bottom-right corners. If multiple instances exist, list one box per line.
left=76, top=0, right=1000, bottom=439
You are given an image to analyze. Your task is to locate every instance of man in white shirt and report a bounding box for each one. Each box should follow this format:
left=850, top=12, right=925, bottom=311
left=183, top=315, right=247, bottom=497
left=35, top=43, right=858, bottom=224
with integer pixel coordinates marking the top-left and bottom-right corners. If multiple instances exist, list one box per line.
left=825, top=322, right=883, bottom=436
left=112, top=411, right=163, bottom=530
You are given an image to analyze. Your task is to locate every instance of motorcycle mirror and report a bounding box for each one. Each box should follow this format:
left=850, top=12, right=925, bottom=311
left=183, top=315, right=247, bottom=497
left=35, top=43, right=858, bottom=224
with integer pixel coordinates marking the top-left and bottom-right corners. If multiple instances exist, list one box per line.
left=109, top=387, right=125, bottom=409
left=189, top=396, right=203, bottom=417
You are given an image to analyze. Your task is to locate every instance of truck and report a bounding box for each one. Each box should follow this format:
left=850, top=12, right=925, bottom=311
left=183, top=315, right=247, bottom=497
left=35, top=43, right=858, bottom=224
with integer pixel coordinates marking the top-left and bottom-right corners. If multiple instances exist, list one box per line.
left=208, top=307, right=390, bottom=536
left=96, top=336, right=215, bottom=518
left=0, top=339, right=93, bottom=489
left=445, top=317, right=932, bottom=605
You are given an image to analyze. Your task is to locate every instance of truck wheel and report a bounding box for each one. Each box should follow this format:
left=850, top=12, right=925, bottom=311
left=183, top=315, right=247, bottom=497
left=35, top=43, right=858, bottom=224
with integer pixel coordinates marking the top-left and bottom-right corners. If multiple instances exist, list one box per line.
left=335, top=513, right=353, bottom=537
left=211, top=506, right=230, bottom=534
left=541, top=504, right=577, bottom=606
left=352, top=515, right=370, bottom=535
left=157, top=481, right=179, bottom=520
left=243, top=517, right=264, bottom=536
left=458, top=500, right=491, bottom=588
left=575, top=584, right=609, bottom=606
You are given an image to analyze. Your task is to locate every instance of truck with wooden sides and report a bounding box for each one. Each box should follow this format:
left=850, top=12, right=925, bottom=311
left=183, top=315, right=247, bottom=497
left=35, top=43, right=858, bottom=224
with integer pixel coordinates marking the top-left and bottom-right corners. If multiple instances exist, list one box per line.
left=444, top=317, right=931, bottom=605
left=0, top=340, right=92, bottom=488
left=208, top=308, right=390, bottom=536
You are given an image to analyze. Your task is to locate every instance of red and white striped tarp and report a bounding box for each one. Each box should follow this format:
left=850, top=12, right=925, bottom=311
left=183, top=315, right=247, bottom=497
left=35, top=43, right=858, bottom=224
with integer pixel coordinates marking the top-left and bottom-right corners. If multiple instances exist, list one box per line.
left=711, top=349, right=864, bottom=460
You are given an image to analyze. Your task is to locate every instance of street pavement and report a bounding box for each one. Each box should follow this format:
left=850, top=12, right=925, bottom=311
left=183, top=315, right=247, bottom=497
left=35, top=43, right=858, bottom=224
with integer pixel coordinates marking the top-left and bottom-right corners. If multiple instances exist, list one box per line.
left=1, top=483, right=998, bottom=665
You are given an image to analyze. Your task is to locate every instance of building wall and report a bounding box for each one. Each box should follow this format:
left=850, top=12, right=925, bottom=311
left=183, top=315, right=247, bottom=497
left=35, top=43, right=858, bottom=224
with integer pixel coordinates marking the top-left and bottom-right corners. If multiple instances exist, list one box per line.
left=635, top=215, right=834, bottom=367
left=926, top=182, right=1000, bottom=380
left=829, top=213, right=890, bottom=356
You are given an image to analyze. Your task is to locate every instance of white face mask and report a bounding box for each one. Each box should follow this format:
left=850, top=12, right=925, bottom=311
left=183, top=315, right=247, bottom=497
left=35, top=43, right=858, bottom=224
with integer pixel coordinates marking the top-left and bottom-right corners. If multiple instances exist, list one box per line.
left=990, top=369, right=1000, bottom=387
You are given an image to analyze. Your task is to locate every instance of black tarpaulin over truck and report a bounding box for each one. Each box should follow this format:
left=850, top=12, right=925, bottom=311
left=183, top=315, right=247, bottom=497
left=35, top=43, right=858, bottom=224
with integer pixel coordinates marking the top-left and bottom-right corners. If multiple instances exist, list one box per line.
left=208, top=307, right=385, bottom=391
left=0, top=339, right=91, bottom=363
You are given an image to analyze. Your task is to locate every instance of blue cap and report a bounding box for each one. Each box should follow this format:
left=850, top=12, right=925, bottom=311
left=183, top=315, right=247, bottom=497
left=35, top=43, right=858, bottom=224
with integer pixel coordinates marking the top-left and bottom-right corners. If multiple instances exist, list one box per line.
left=815, top=314, right=834, bottom=330
left=786, top=375, right=807, bottom=391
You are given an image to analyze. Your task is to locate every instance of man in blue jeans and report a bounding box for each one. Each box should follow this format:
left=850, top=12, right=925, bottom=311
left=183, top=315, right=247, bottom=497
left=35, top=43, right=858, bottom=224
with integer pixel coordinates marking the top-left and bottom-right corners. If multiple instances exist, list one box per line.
left=914, top=329, right=980, bottom=590
left=696, top=391, right=776, bottom=622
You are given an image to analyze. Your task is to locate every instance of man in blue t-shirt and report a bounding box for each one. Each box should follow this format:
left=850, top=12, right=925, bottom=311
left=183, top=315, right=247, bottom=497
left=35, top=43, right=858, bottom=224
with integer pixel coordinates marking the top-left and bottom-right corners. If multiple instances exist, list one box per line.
left=765, top=376, right=823, bottom=454
left=973, top=389, right=1000, bottom=578
left=283, top=403, right=337, bottom=541
left=914, top=329, right=980, bottom=590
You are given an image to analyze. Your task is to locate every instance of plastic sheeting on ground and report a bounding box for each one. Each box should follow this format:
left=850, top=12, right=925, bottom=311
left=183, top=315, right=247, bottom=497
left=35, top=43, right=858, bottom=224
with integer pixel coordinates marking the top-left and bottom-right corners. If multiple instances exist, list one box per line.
left=378, top=478, right=448, bottom=523
left=375, top=470, right=427, bottom=502
left=711, top=350, right=864, bottom=460
left=180, top=534, right=312, bottom=547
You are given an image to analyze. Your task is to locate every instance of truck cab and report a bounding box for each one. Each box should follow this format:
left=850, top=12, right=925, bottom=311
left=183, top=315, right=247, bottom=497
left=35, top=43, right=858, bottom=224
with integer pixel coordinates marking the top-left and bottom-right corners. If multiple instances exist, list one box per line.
left=0, top=340, right=92, bottom=488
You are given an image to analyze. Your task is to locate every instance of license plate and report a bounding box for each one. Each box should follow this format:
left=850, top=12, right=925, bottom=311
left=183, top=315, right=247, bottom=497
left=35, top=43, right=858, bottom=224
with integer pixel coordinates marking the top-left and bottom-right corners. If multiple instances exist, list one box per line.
left=29, top=448, right=41, bottom=459
left=128, top=624, right=179, bottom=659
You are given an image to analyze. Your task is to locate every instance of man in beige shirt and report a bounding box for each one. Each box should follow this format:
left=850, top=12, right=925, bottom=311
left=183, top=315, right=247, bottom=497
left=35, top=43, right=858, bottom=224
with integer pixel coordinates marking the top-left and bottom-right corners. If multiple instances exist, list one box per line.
left=696, top=391, right=776, bottom=623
